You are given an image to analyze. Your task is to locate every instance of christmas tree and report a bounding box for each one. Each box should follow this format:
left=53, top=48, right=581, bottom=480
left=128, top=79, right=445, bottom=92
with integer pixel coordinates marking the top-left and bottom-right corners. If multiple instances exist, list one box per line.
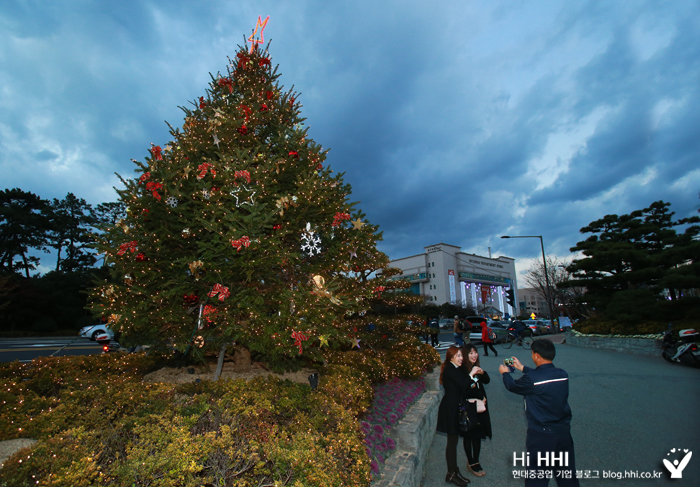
left=90, top=20, right=424, bottom=370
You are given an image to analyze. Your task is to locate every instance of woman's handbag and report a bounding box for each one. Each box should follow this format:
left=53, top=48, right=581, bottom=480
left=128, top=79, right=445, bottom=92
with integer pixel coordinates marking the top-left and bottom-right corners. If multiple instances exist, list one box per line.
left=469, top=398, right=486, bottom=413
left=457, top=400, right=479, bottom=432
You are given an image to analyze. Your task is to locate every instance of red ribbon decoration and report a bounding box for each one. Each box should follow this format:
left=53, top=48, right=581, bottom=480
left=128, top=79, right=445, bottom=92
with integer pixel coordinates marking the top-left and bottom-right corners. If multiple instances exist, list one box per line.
left=259, top=58, right=271, bottom=67
left=217, top=77, right=233, bottom=93
left=236, top=52, right=250, bottom=69
left=231, top=236, right=251, bottom=252
left=138, top=172, right=151, bottom=184
left=183, top=293, right=199, bottom=306
left=266, top=90, right=274, bottom=100
left=374, top=286, right=386, bottom=295
left=150, top=146, right=163, bottom=161
left=199, top=96, right=207, bottom=108
left=291, top=330, right=309, bottom=355
left=145, top=181, right=163, bottom=200
left=237, top=125, right=248, bottom=135
left=289, top=150, right=299, bottom=159
left=117, top=241, right=138, bottom=256
left=234, top=170, right=251, bottom=183
left=208, top=284, right=230, bottom=301
left=260, top=103, right=268, bottom=112
left=332, top=212, right=351, bottom=227
left=197, top=163, right=216, bottom=180
left=238, top=104, right=252, bottom=122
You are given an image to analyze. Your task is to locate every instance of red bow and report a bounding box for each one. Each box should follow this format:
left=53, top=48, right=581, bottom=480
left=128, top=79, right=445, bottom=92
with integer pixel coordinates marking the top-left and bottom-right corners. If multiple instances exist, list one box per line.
left=259, top=58, right=271, bottom=67
left=138, top=172, right=151, bottom=184
left=236, top=52, right=250, bottom=69
left=266, top=90, right=275, bottom=100
left=234, top=170, right=251, bottom=183
left=289, top=151, right=299, bottom=159
left=117, top=241, right=138, bottom=256
left=238, top=104, right=251, bottom=122
left=292, top=330, right=309, bottom=355
left=231, top=236, right=250, bottom=252
left=145, top=181, right=163, bottom=200
left=332, top=212, right=351, bottom=227
left=199, top=96, right=207, bottom=109
left=208, top=284, right=230, bottom=301
left=217, top=77, right=233, bottom=93
left=150, top=146, right=163, bottom=161
left=237, top=125, right=248, bottom=135
left=260, top=103, right=268, bottom=112
left=197, top=163, right=216, bottom=180
left=374, top=286, right=386, bottom=295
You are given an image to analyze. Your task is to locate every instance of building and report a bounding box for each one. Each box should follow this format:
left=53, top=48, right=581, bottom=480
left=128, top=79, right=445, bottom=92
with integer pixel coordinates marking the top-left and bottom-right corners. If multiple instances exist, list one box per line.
left=388, top=243, right=519, bottom=318
left=516, top=287, right=549, bottom=318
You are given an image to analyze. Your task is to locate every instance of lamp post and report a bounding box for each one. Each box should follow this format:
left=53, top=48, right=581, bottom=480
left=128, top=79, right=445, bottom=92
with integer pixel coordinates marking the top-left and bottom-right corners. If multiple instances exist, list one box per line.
left=501, top=235, right=555, bottom=327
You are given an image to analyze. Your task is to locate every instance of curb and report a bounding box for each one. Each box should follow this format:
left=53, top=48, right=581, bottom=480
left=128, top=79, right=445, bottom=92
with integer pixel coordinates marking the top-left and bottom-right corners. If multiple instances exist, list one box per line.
left=373, top=368, right=443, bottom=487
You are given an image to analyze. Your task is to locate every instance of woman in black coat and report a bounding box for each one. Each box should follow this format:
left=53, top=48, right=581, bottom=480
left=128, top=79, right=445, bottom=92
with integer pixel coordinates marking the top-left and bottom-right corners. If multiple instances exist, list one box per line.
left=460, top=343, right=492, bottom=477
left=436, top=346, right=472, bottom=486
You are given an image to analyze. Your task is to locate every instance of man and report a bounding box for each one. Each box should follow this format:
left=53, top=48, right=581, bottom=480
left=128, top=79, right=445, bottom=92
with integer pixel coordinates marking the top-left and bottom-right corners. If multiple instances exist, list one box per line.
left=453, top=315, right=465, bottom=346
left=429, top=317, right=440, bottom=347
left=499, top=339, right=579, bottom=486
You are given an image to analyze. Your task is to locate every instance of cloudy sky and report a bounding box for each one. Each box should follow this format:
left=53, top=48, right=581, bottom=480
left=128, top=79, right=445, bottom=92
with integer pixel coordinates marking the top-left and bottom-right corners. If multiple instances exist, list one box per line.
left=2, top=0, right=699, bottom=279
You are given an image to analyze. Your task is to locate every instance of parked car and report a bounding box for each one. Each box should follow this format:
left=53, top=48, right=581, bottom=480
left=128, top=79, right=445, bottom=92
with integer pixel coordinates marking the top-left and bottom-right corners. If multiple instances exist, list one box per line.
left=540, top=320, right=555, bottom=334
left=79, top=323, right=115, bottom=341
left=522, top=320, right=548, bottom=336
left=439, top=319, right=453, bottom=330
left=486, top=321, right=511, bottom=343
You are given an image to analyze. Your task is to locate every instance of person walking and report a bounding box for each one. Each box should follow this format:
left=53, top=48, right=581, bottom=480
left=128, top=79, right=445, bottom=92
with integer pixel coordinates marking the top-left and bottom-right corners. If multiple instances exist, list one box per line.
left=480, top=320, right=498, bottom=357
left=453, top=315, right=465, bottom=346
left=498, top=339, right=579, bottom=486
left=460, top=344, right=492, bottom=477
left=436, top=346, right=472, bottom=486
left=429, top=317, right=440, bottom=347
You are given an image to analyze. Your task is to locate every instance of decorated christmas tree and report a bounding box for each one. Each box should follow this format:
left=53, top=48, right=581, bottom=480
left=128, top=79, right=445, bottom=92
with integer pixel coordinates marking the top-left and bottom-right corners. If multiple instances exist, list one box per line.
left=90, top=19, right=426, bottom=370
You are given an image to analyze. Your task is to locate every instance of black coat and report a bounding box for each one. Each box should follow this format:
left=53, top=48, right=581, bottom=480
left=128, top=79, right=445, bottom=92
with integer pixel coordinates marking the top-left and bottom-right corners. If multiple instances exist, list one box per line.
left=436, top=362, right=474, bottom=435
left=461, top=368, right=492, bottom=439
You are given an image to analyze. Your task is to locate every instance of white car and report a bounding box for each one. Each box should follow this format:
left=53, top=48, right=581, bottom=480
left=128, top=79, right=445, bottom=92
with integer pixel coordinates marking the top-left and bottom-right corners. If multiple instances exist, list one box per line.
left=79, top=323, right=115, bottom=341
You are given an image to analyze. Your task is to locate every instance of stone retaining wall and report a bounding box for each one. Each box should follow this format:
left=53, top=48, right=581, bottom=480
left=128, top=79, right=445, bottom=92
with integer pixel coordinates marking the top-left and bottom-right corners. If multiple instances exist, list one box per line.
left=373, top=367, right=443, bottom=487
left=565, top=333, right=662, bottom=357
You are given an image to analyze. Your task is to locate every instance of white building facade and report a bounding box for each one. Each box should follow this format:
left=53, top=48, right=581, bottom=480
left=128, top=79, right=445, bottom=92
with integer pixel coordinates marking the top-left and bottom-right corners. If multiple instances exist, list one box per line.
left=388, top=243, right=519, bottom=318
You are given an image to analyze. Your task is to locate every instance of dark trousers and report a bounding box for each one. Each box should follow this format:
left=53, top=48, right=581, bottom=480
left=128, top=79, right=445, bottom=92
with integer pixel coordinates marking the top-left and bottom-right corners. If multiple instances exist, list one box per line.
left=431, top=332, right=439, bottom=346
left=463, top=435, right=481, bottom=465
left=525, top=428, right=579, bottom=486
left=483, top=342, right=498, bottom=356
left=446, top=433, right=460, bottom=473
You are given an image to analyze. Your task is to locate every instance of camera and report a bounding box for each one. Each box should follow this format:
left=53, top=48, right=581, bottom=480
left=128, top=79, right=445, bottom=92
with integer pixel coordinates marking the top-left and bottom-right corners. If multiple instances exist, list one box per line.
left=503, top=358, right=514, bottom=366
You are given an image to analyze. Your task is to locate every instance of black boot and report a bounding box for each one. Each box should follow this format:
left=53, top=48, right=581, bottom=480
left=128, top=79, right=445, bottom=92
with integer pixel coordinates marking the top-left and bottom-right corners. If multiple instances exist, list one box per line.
left=446, top=471, right=470, bottom=485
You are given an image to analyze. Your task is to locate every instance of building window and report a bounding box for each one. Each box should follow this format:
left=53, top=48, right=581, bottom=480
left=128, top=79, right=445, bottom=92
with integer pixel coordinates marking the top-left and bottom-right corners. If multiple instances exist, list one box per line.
left=433, top=273, right=436, bottom=278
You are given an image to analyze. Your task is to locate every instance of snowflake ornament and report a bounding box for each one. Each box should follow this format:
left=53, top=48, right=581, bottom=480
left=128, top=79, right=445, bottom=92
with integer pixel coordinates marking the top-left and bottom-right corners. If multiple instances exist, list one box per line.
left=166, top=196, right=178, bottom=208
left=301, top=222, right=322, bottom=257
left=202, top=189, right=211, bottom=200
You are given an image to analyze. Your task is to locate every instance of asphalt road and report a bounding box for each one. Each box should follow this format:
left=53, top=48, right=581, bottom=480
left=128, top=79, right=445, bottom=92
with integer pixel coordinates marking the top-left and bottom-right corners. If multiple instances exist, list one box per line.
left=0, top=337, right=103, bottom=363
left=421, top=336, right=700, bottom=486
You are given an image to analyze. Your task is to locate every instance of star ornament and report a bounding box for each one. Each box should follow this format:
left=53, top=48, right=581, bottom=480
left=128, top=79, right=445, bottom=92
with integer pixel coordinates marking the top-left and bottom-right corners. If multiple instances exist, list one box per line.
left=247, top=15, right=270, bottom=53
left=351, top=218, right=365, bottom=230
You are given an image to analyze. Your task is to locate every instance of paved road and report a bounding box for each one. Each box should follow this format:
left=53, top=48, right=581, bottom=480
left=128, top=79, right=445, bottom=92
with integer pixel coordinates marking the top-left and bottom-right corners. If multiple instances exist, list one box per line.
left=421, top=337, right=700, bottom=486
left=0, top=337, right=103, bottom=363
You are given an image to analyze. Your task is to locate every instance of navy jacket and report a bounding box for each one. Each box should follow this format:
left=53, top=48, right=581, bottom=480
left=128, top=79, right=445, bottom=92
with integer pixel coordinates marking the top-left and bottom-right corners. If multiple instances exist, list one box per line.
left=502, top=363, right=572, bottom=433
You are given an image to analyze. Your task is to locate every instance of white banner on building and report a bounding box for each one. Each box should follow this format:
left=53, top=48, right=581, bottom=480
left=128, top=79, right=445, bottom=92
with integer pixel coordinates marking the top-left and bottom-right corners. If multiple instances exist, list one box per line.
left=448, top=270, right=456, bottom=304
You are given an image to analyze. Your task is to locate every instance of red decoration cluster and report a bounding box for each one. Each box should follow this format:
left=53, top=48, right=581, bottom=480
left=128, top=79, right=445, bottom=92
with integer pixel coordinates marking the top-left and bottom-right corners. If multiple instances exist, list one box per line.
left=217, top=77, right=233, bottom=93
left=266, top=90, right=275, bottom=100
left=231, top=236, right=251, bottom=252
left=236, top=52, right=250, bottom=69
left=260, top=103, right=268, bottom=112
left=199, top=96, right=207, bottom=108
left=135, top=252, right=147, bottom=262
left=197, top=163, right=216, bottom=180
left=203, top=304, right=217, bottom=323
left=183, top=293, right=200, bottom=306
left=238, top=125, right=248, bottom=135
left=238, top=104, right=252, bottom=122
left=145, top=181, right=163, bottom=200
left=259, top=57, right=271, bottom=67
left=117, top=241, right=138, bottom=256
left=138, top=172, right=151, bottom=184
left=289, top=151, right=299, bottom=159
left=208, top=284, right=230, bottom=301
left=332, top=212, right=351, bottom=227
left=150, top=146, right=163, bottom=161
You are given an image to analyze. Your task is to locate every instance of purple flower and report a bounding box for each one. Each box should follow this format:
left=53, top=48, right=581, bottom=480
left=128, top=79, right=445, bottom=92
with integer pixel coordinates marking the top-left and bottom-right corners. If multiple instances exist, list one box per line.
left=371, top=461, right=380, bottom=474
left=373, top=424, right=385, bottom=434
left=366, top=447, right=372, bottom=456
left=386, top=438, right=396, bottom=449
left=378, top=453, right=385, bottom=464
left=361, top=421, right=370, bottom=431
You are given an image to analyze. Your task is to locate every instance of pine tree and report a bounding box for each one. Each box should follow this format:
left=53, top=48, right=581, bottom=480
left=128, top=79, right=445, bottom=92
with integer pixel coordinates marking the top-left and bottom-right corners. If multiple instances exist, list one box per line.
left=90, top=38, right=412, bottom=369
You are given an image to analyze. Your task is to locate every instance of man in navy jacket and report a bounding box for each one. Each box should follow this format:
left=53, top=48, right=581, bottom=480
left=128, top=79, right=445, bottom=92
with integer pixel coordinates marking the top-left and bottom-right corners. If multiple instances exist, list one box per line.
left=499, top=339, right=579, bottom=486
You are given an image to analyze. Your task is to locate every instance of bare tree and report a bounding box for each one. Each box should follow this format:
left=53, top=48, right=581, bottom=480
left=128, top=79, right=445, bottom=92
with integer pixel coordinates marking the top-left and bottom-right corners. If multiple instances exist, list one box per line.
left=523, top=256, right=589, bottom=320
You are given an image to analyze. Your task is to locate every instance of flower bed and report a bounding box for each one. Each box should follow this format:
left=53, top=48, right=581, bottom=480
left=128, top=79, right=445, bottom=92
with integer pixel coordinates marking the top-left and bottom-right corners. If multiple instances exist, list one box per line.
left=361, top=376, right=427, bottom=477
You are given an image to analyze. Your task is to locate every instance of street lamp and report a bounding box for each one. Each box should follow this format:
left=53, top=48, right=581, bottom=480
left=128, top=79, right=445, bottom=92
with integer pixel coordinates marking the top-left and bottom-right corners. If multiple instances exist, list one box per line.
left=500, top=235, right=555, bottom=326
